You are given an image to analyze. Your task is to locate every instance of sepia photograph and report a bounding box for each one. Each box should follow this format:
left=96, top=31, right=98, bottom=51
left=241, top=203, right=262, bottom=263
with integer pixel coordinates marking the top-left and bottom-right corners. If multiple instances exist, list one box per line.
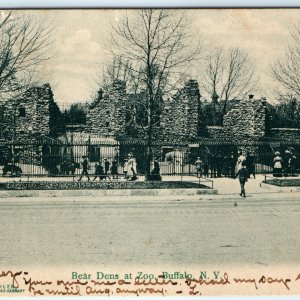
left=0, top=8, right=299, bottom=296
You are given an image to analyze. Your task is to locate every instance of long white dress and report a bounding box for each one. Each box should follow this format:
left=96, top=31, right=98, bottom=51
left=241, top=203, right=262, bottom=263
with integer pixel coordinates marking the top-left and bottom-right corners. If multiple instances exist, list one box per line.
left=127, top=158, right=137, bottom=177
left=237, top=154, right=246, bottom=171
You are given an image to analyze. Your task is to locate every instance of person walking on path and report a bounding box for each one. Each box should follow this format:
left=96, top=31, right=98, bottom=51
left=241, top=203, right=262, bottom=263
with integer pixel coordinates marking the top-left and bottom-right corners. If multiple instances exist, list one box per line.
left=127, top=153, right=137, bottom=181
left=110, top=159, right=118, bottom=179
left=104, top=158, right=110, bottom=175
left=194, top=157, right=203, bottom=178
left=78, top=155, right=90, bottom=181
left=236, top=160, right=248, bottom=197
left=102, top=158, right=111, bottom=180
left=273, top=151, right=283, bottom=177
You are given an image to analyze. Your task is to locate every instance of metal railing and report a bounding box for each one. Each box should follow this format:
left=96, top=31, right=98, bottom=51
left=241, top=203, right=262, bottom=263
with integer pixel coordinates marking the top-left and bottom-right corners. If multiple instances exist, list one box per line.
left=0, top=139, right=299, bottom=180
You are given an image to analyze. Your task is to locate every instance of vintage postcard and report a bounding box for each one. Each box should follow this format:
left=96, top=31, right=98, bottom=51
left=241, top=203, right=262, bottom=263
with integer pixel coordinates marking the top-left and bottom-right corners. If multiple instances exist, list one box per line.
left=0, top=8, right=299, bottom=296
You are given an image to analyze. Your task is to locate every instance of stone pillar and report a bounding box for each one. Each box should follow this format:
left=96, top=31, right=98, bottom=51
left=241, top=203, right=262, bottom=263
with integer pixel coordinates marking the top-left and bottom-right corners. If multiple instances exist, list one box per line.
left=222, top=96, right=267, bottom=152
left=110, top=80, right=126, bottom=137
left=85, top=80, right=127, bottom=137
left=182, top=80, right=201, bottom=139
left=3, top=84, right=55, bottom=139
left=159, top=80, right=201, bottom=143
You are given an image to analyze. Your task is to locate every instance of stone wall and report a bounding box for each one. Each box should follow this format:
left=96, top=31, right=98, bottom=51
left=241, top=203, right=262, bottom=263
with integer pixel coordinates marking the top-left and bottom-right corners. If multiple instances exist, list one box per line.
left=85, top=79, right=201, bottom=143
left=269, top=128, right=300, bottom=141
left=160, top=80, right=201, bottom=143
left=207, top=98, right=267, bottom=143
left=3, top=83, right=57, bottom=139
left=223, top=98, right=266, bottom=141
left=84, top=80, right=273, bottom=147
left=206, top=126, right=224, bottom=139
left=85, top=80, right=126, bottom=137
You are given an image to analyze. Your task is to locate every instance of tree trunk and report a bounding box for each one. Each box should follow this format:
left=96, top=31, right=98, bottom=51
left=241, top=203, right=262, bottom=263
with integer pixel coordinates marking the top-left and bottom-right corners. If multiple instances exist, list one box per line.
left=145, top=143, right=152, bottom=180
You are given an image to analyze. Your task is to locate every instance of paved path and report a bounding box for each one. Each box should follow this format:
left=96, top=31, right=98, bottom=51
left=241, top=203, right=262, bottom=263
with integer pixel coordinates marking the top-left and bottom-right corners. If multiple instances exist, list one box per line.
left=0, top=194, right=299, bottom=268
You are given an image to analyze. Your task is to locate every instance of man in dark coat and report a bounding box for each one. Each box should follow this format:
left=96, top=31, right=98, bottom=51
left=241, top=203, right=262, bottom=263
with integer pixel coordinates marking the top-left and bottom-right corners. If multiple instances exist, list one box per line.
left=229, top=151, right=236, bottom=178
left=78, top=155, right=90, bottom=181
left=148, top=159, right=161, bottom=181
left=236, top=161, right=248, bottom=197
left=104, top=158, right=110, bottom=175
left=246, top=151, right=256, bottom=179
left=282, top=149, right=291, bottom=177
left=210, top=153, right=217, bottom=178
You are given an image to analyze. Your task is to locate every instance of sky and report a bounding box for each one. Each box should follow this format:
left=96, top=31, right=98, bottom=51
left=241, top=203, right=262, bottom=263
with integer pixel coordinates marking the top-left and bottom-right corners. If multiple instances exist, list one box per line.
left=10, top=9, right=300, bottom=107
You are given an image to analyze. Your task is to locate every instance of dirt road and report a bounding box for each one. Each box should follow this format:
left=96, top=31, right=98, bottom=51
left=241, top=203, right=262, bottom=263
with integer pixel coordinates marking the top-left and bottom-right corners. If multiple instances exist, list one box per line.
left=0, top=194, right=299, bottom=268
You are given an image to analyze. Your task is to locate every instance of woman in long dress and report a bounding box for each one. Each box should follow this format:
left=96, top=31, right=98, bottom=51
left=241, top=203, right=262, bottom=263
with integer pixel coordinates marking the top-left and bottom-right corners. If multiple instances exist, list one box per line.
left=273, top=151, right=283, bottom=177
left=127, top=154, right=137, bottom=181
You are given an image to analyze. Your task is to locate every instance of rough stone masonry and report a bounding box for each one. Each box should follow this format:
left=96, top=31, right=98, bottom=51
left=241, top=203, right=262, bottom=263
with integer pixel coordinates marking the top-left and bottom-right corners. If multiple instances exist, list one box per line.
left=85, top=79, right=201, bottom=143
left=85, top=80, right=126, bottom=137
left=85, top=79, right=270, bottom=145
left=3, top=83, right=58, bottom=140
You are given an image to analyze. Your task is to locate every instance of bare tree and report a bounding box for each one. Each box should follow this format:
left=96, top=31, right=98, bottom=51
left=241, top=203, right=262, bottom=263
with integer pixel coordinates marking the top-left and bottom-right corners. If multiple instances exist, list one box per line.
left=0, top=11, right=53, bottom=100
left=98, top=56, right=144, bottom=100
left=200, top=47, right=258, bottom=124
left=101, top=57, right=131, bottom=91
left=110, top=9, right=202, bottom=178
left=272, top=24, right=300, bottom=97
left=271, top=24, right=300, bottom=129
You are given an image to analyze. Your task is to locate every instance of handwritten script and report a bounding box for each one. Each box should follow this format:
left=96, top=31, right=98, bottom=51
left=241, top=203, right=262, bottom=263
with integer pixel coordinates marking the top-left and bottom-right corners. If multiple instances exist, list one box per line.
left=0, top=270, right=299, bottom=296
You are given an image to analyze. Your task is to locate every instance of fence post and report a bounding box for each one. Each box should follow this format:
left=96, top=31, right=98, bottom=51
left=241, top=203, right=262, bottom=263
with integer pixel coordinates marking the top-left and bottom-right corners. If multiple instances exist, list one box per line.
left=181, top=167, right=183, bottom=182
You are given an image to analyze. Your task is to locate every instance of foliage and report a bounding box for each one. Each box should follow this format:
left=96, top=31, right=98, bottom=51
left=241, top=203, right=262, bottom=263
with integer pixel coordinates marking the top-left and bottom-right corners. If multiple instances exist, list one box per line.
left=267, top=95, right=300, bottom=129
left=62, top=103, right=87, bottom=125
left=49, top=101, right=65, bottom=137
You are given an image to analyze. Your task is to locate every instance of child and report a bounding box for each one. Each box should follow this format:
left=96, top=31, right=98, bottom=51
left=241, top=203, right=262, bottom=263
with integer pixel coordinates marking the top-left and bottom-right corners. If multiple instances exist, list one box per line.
left=236, top=160, right=248, bottom=197
left=123, top=159, right=128, bottom=179
left=93, top=162, right=104, bottom=181
left=110, top=159, right=118, bottom=179
left=194, top=156, right=203, bottom=178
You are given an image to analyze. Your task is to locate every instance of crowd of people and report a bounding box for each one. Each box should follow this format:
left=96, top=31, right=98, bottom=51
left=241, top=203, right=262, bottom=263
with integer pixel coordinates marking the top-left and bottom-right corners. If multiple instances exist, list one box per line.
left=194, top=148, right=298, bottom=197
left=1, top=147, right=298, bottom=182
left=272, top=148, right=298, bottom=177
left=194, top=150, right=256, bottom=179
left=78, top=153, right=138, bottom=182
left=194, top=150, right=253, bottom=198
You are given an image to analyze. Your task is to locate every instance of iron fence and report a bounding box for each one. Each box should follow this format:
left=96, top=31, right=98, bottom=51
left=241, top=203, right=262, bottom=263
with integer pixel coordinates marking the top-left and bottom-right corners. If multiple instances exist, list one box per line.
left=0, top=139, right=299, bottom=178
